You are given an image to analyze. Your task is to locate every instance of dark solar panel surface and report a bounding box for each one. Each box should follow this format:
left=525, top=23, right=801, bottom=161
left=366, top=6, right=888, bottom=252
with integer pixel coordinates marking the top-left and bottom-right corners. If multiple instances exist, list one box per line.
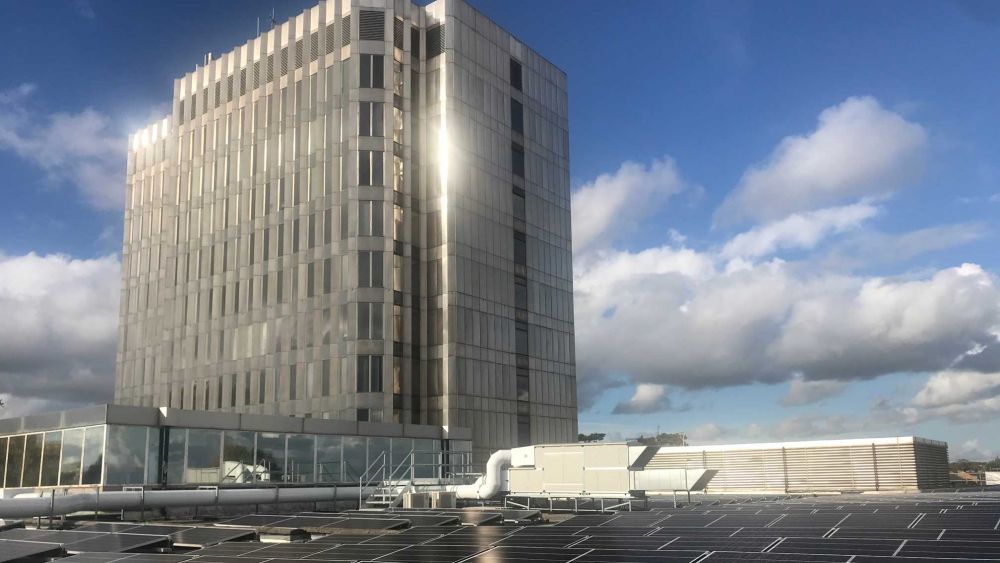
left=0, top=539, right=64, bottom=563
left=7, top=491, right=995, bottom=563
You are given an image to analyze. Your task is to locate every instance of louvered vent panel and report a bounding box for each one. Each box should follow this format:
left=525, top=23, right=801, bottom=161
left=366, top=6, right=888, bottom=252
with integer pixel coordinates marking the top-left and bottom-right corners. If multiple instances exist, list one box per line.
left=178, top=101, right=184, bottom=125
left=426, top=24, right=444, bottom=58
left=411, top=28, right=420, bottom=58
left=214, top=82, right=221, bottom=106
left=341, top=14, right=351, bottom=47
left=359, top=10, right=384, bottom=41
left=252, top=61, right=260, bottom=89
left=325, top=23, right=336, bottom=54
left=294, top=39, right=303, bottom=69
left=239, top=68, right=246, bottom=96
left=280, top=47, right=288, bottom=76
left=266, top=55, right=274, bottom=82
left=201, top=88, right=208, bottom=113
left=310, top=32, right=318, bottom=61
left=226, top=76, right=234, bottom=102
left=645, top=440, right=947, bottom=493
left=394, top=17, right=404, bottom=49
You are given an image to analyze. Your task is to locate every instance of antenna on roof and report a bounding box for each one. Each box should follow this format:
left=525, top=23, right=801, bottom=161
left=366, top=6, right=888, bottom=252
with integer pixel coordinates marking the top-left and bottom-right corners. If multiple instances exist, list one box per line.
left=271, top=8, right=278, bottom=31
left=257, top=16, right=261, bottom=36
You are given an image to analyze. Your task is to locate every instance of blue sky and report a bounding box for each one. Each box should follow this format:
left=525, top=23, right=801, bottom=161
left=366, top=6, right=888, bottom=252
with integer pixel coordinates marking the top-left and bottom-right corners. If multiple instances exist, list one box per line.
left=1, top=0, right=998, bottom=459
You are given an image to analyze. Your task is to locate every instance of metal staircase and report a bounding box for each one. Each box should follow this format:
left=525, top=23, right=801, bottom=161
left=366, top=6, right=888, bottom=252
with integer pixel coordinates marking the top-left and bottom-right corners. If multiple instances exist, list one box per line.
left=359, top=448, right=415, bottom=510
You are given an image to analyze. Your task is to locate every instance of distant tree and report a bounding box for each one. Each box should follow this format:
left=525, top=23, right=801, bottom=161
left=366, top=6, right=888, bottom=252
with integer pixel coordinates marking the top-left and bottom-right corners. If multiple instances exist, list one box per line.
left=577, top=433, right=606, bottom=443
left=635, top=432, right=687, bottom=446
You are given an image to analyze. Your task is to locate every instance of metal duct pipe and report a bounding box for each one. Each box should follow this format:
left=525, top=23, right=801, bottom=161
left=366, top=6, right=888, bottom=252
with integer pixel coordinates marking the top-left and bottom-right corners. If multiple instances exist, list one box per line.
left=446, top=449, right=511, bottom=500
left=0, top=486, right=370, bottom=519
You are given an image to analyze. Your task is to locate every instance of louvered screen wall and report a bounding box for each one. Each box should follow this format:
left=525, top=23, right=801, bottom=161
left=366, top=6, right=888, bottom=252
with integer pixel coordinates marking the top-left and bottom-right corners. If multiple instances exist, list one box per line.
left=426, top=24, right=444, bottom=58
left=359, top=10, right=384, bottom=41
left=645, top=439, right=948, bottom=493
left=341, top=14, right=352, bottom=47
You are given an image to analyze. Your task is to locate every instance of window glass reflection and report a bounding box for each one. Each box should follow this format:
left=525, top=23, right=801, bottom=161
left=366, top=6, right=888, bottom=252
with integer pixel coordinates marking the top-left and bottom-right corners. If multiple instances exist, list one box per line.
left=342, top=436, right=366, bottom=481
left=5, top=435, right=24, bottom=488
left=0, top=437, right=7, bottom=485
left=60, top=428, right=83, bottom=486
left=165, top=428, right=186, bottom=485
left=222, top=431, right=256, bottom=483
left=146, top=429, right=160, bottom=485
left=22, top=433, right=44, bottom=487
left=105, top=426, right=147, bottom=485
left=40, top=431, right=61, bottom=486
left=368, top=437, right=390, bottom=472
left=187, top=429, right=222, bottom=483
left=286, top=434, right=315, bottom=483
left=81, top=426, right=105, bottom=485
left=414, top=439, right=439, bottom=479
left=316, top=435, right=342, bottom=483
left=255, top=432, right=286, bottom=482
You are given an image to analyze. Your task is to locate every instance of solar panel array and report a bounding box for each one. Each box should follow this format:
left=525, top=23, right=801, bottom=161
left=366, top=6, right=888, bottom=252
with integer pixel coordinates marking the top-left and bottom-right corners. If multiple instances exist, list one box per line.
left=191, top=493, right=1000, bottom=562
left=4, top=491, right=1000, bottom=562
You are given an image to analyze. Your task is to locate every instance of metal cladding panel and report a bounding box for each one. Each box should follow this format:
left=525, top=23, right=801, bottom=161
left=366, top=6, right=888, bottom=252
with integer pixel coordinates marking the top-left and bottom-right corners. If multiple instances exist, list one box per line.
left=539, top=446, right=584, bottom=493
left=645, top=437, right=948, bottom=493
left=510, top=446, right=535, bottom=468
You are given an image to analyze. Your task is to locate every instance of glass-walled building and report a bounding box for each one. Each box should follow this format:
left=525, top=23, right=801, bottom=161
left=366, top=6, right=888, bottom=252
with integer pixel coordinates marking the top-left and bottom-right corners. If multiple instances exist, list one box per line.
left=115, top=0, right=577, bottom=465
left=0, top=404, right=470, bottom=494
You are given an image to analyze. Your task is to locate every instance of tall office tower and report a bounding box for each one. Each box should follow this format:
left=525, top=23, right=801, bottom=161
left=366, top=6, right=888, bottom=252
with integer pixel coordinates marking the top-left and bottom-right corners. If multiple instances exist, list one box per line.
left=116, top=0, right=576, bottom=461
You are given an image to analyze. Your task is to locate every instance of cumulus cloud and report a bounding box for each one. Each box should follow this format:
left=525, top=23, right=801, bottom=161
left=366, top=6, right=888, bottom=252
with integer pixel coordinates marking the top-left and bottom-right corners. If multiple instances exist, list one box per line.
left=612, top=384, right=676, bottom=415
left=720, top=202, right=879, bottom=260
left=715, top=96, right=927, bottom=225
left=575, top=248, right=1000, bottom=405
left=912, top=371, right=1000, bottom=408
left=780, top=375, right=848, bottom=406
left=688, top=422, right=734, bottom=444
left=0, top=252, right=120, bottom=406
left=820, top=222, right=987, bottom=271
left=771, top=264, right=1000, bottom=380
left=0, top=84, right=125, bottom=209
left=571, top=157, right=689, bottom=253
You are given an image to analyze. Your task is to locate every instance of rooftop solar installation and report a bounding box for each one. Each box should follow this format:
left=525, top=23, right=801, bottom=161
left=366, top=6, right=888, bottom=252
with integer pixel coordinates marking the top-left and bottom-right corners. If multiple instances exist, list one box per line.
left=2, top=490, right=999, bottom=563
left=0, top=539, right=64, bottom=563
left=64, top=533, right=171, bottom=554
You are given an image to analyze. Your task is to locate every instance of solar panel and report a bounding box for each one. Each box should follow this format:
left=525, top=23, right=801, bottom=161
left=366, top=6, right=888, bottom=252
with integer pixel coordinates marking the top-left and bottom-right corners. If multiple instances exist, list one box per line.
left=169, top=528, right=255, bottom=547
left=461, top=546, right=590, bottom=562
left=368, top=544, right=487, bottom=562
left=65, top=533, right=171, bottom=554
left=574, top=549, right=708, bottom=562
left=216, top=515, right=292, bottom=528
left=0, top=539, right=63, bottom=563
left=52, top=554, right=129, bottom=563
left=118, top=525, right=192, bottom=536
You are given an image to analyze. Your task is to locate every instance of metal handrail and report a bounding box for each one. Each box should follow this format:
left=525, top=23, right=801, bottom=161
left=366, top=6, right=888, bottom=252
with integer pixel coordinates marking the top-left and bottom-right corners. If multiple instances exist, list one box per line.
left=379, top=449, right=416, bottom=511
left=358, top=451, right=387, bottom=508
left=386, top=449, right=415, bottom=484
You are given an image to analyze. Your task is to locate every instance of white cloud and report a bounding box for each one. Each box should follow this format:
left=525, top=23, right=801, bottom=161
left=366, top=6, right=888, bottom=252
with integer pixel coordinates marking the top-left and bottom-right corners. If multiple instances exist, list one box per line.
left=820, top=222, right=987, bottom=270
left=575, top=244, right=1000, bottom=405
left=912, top=371, right=1000, bottom=408
left=780, top=375, right=848, bottom=406
left=612, top=384, right=675, bottom=414
left=716, top=96, right=927, bottom=225
left=571, top=157, right=689, bottom=253
left=0, top=252, right=120, bottom=405
left=0, top=84, right=125, bottom=210
left=720, top=202, right=879, bottom=260
left=770, top=264, right=1000, bottom=380
left=688, top=422, right=733, bottom=444
left=954, top=439, right=993, bottom=461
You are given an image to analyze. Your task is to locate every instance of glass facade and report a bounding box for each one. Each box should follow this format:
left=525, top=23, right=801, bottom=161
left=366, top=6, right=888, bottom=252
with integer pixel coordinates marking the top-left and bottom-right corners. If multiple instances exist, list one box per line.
left=0, top=422, right=468, bottom=490
left=113, top=0, right=578, bottom=464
